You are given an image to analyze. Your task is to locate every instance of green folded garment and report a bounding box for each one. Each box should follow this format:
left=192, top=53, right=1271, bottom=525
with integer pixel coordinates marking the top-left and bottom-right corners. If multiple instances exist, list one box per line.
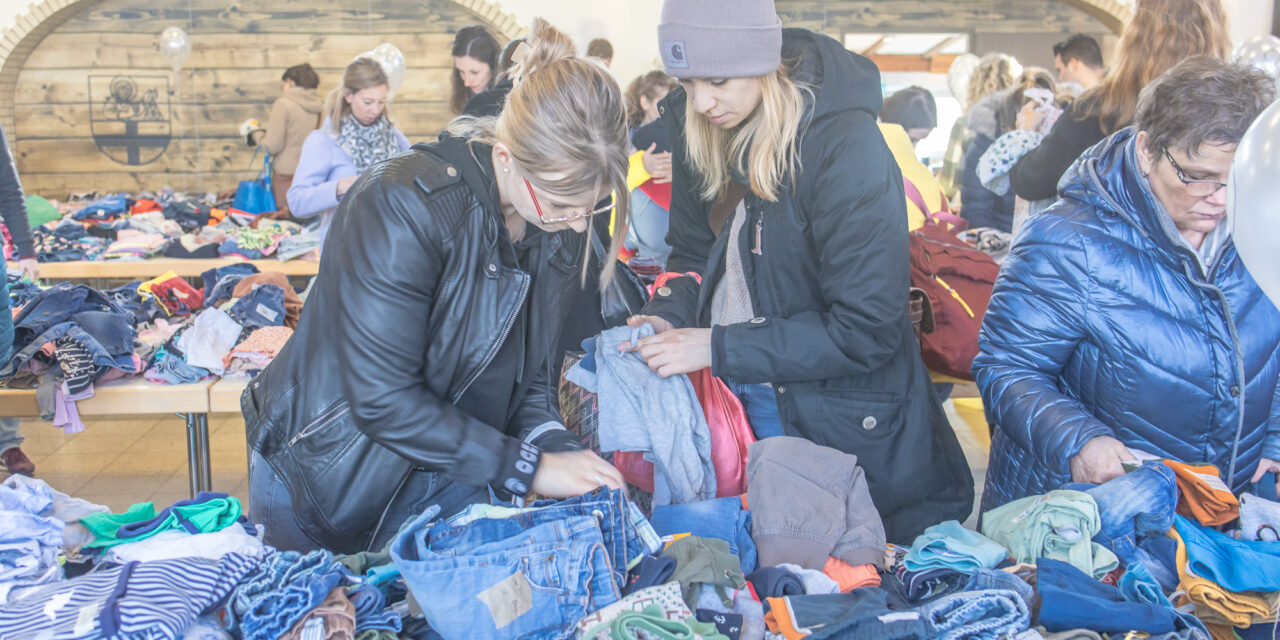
left=25, top=195, right=61, bottom=227
left=80, top=495, right=243, bottom=549
left=982, top=489, right=1119, bottom=579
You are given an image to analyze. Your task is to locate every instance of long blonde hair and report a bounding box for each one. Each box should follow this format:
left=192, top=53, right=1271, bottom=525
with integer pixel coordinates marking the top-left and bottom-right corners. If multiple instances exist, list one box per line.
left=323, top=57, right=393, bottom=134
left=683, top=64, right=808, bottom=203
left=448, top=19, right=631, bottom=288
left=1075, top=0, right=1231, bottom=134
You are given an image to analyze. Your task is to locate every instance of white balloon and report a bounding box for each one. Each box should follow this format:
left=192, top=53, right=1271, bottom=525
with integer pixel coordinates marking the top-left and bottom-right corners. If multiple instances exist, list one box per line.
left=1233, top=35, right=1280, bottom=89
left=1229, top=99, right=1280, bottom=309
left=371, top=43, right=406, bottom=98
left=159, top=26, right=191, bottom=73
left=948, top=54, right=980, bottom=106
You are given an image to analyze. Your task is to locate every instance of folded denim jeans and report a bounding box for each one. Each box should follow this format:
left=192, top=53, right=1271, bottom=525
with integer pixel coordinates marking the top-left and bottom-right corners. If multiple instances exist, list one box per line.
left=440, top=487, right=659, bottom=583
left=804, top=589, right=1030, bottom=640
left=965, top=569, right=1035, bottom=612
left=650, top=496, right=758, bottom=573
left=390, top=505, right=621, bottom=640
left=1065, top=461, right=1181, bottom=590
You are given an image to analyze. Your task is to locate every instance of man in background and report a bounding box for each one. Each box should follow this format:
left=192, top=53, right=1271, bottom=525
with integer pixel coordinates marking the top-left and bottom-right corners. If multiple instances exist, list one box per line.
left=1053, top=34, right=1106, bottom=91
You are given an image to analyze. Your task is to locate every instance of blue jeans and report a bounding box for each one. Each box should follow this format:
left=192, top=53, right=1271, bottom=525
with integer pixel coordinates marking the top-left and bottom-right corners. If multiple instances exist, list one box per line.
left=442, top=487, right=655, bottom=584
left=0, top=417, right=22, bottom=454
left=726, top=381, right=784, bottom=439
left=1064, top=460, right=1180, bottom=590
left=390, top=505, right=620, bottom=640
left=626, top=189, right=671, bottom=266
left=650, top=496, right=758, bottom=573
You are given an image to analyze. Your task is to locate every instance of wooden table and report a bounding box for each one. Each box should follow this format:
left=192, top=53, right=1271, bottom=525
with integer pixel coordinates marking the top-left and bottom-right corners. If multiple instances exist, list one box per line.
left=0, top=378, right=215, bottom=498
left=8, top=257, right=319, bottom=280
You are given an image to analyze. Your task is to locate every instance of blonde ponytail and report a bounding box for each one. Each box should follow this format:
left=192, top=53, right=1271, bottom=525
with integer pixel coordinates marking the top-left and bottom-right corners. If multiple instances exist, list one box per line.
left=448, top=18, right=631, bottom=290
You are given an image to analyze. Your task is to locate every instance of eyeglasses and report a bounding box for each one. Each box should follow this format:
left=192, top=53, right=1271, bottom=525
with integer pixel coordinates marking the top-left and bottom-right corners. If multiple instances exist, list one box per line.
left=1164, top=150, right=1228, bottom=197
left=522, top=177, right=614, bottom=225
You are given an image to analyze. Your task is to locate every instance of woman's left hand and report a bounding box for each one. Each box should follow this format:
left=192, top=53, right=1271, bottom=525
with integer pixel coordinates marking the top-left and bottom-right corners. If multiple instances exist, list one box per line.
left=630, top=328, right=712, bottom=378
left=1252, top=457, right=1280, bottom=483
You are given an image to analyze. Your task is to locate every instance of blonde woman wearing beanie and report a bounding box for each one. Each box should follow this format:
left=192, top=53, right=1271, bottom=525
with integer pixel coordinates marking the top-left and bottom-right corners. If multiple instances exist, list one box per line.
left=623, top=0, right=974, bottom=543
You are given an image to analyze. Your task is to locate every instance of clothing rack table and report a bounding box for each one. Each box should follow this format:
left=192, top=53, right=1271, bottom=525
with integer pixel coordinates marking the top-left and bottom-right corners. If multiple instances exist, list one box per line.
left=0, top=378, right=215, bottom=498
left=8, top=258, right=319, bottom=280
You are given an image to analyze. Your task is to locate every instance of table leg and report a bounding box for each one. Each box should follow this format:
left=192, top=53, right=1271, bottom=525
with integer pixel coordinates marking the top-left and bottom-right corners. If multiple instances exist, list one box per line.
left=184, top=413, right=200, bottom=499
left=197, top=413, right=212, bottom=491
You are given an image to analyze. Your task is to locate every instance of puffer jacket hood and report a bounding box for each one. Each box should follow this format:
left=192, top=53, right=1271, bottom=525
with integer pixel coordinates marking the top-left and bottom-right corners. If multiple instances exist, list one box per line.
left=1059, top=127, right=1232, bottom=274
left=282, top=86, right=323, bottom=114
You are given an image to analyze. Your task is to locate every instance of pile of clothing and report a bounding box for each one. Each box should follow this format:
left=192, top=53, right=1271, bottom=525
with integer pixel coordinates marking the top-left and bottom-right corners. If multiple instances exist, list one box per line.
left=13, top=189, right=322, bottom=263
left=0, top=266, right=302, bottom=430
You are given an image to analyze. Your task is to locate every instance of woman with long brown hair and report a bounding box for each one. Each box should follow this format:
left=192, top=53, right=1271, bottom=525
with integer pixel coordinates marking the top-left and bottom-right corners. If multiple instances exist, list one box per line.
left=1009, top=0, right=1231, bottom=201
left=450, top=25, right=501, bottom=114
left=246, top=19, right=631, bottom=553
left=287, top=56, right=409, bottom=240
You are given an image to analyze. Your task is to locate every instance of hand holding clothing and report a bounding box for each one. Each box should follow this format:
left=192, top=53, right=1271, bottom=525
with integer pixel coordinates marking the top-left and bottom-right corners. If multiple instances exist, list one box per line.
left=533, top=450, right=625, bottom=498
left=1252, top=457, right=1280, bottom=484
left=1070, top=435, right=1130, bottom=484
left=17, top=258, right=38, bottom=281
left=632, top=328, right=713, bottom=378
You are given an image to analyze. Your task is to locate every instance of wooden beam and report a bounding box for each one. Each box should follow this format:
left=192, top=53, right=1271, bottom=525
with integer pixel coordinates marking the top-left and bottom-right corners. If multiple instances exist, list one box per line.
left=860, top=35, right=889, bottom=56
left=1273, top=0, right=1279, bottom=36
left=922, top=35, right=961, bottom=58
left=1057, top=0, right=1131, bottom=35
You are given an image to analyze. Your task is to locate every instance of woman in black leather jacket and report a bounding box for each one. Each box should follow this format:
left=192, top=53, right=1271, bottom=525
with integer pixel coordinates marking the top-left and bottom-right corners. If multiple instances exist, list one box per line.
left=242, top=20, right=630, bottom=553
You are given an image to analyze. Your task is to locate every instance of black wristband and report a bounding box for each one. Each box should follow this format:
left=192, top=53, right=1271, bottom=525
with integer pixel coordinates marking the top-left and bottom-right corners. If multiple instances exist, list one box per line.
left=494, top=439, right=541, bottom=499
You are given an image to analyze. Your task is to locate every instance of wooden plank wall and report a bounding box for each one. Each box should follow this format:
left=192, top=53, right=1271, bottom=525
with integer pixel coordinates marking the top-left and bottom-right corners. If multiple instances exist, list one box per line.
left=775, top=0, right=1109, bottom=36
left=12, top=0, right=506, bottom=198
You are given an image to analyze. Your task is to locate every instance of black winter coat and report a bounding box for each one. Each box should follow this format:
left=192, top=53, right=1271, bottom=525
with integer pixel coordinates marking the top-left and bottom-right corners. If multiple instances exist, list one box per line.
left=645, top=29, right=973, bottom=543
left=242, top=136, right=585, bottom=552
left=960, top=133, right=1017, bottom=232
left=1009, top=102, right=1107, bottom=202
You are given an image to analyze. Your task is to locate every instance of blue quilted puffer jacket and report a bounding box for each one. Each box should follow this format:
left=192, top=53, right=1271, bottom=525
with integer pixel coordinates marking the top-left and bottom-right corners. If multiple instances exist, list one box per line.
left=976, top=128, right=1280, bottom=512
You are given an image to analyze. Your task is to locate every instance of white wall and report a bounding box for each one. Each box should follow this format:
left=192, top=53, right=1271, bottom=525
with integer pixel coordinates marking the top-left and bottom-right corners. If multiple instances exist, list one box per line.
left=495, top=0, right=663, bottom=89
left=0, top=0, right=34, bottom=35
left=1225, top=0, right=1275, bottom=45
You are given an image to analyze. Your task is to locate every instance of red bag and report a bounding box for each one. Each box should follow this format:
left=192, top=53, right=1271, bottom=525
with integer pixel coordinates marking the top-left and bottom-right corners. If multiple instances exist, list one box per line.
left=904, top=180, right=1001, bottom=380
left=613, top=368, right=755, bottom=497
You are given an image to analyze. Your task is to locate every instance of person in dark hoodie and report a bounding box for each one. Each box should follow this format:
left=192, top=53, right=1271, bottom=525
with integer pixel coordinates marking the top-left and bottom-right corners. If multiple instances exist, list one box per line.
left=623, top=0, right=974, bottom=543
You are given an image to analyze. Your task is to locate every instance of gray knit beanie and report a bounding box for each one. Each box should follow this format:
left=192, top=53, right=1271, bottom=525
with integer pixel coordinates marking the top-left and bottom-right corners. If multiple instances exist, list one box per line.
left=658, top=0, right=783, bottom=79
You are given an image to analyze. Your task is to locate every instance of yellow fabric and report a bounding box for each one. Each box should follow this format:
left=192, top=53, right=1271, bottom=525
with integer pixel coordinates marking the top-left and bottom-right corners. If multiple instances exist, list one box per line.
left=1169, top=528, right=1279, bottom=628
left=628, top=150, right=651, bottom=192
left=952, top=397, right=991, bottom=450
left=879, top=123, right=943, bottom=231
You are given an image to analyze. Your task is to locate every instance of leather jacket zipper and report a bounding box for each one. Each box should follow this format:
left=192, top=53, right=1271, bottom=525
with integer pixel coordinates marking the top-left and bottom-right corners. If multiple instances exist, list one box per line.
left=452, top=272, right=531, bottom=403
left=288, top=402, right=351, bottom=447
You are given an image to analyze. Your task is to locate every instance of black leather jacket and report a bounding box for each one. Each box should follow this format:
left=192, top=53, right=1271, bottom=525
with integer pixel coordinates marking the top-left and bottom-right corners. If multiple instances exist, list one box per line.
left=242, top=136, right=584, bottom=552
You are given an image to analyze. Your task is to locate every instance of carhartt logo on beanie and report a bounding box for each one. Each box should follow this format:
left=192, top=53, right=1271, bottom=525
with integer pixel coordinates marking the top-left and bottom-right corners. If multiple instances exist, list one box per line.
left=658, top=0, right=783, bottom=79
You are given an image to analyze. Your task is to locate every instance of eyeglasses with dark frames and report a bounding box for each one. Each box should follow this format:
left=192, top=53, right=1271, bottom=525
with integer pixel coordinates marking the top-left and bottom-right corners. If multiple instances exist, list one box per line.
left=522, top=177, right=615, bottom=225
left=1163, top=149, right=1228, bottom=197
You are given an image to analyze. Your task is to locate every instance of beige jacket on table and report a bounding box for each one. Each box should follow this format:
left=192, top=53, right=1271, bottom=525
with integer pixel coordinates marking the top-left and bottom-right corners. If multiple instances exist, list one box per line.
left=260, top=86, right=323, bottom=176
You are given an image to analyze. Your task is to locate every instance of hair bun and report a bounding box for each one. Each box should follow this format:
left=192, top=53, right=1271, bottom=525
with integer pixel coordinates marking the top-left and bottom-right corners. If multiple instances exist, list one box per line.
left=512, top=18, right=578, bottom=83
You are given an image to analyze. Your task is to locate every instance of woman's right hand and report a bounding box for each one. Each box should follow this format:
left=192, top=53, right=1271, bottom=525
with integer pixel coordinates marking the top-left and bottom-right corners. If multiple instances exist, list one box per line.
left=1069, top=435, right=1131, bottom=484
left=617, top=315, right=675, bottom=352
left=336, top=176, right=358, bottom=198
left=532, top=450, right=625, bottom=498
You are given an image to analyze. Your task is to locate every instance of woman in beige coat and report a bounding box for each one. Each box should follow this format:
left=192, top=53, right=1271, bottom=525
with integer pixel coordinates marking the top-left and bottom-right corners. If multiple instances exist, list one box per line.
left=251, top=64, right=324, bottom=215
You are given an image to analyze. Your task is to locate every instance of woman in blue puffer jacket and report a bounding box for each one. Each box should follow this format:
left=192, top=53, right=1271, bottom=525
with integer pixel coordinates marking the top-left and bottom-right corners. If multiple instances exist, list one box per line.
left=975, top=57, right=1280, bottom=511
